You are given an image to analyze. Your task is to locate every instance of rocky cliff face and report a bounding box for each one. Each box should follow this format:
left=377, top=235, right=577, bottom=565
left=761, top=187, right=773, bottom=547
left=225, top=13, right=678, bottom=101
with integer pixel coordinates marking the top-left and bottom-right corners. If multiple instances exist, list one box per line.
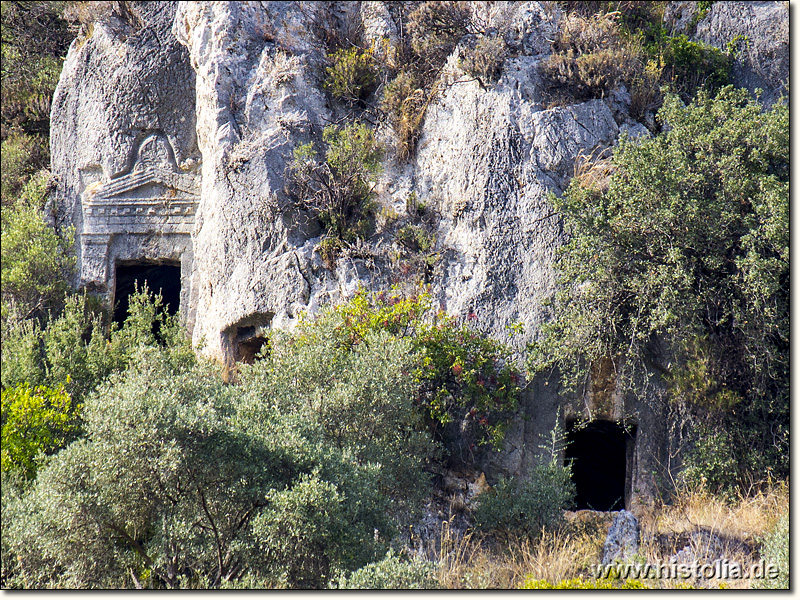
left=51, top=1, right=788, bottom=501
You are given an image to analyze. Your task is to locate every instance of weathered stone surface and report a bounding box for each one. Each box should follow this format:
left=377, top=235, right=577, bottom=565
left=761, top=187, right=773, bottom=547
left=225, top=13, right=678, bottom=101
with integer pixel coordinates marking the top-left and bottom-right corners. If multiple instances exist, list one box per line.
left=173, top=1, right=330, bottom=360
left=603, top=510, right=640, bottom=564
left=694, top=1, right=788, bottom=106
left=501, top=1, right=561, bottom=57
left=663, top=1, right=699, bottom=35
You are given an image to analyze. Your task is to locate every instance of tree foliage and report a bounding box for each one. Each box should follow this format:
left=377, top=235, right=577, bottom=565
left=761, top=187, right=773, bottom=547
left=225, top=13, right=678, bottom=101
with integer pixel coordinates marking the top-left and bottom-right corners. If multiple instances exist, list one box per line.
left=325, top=287, right=521, bottom=450
left=1, top=1, right=73, bottom=135
left=2, top=346, right=394, bottom=589
left=2, top=287, right=191, bottom=401
left=473, top=461, right=575, bottom=542
left=530, top=87, right=789, bottom=490
left=324, top=46, right=378, bottom=105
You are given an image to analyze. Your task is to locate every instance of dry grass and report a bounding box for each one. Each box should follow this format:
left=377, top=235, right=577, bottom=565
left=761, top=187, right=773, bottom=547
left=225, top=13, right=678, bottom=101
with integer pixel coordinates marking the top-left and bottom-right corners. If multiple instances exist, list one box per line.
left=573, top=148, right=615, bottom=192
left=429, top=482, right=787, bottom=589
left=542, top=10, right=645, bottom=104
left=644, top=482, right=788, bottom=543
left=431, top=517, right=607, bottom=589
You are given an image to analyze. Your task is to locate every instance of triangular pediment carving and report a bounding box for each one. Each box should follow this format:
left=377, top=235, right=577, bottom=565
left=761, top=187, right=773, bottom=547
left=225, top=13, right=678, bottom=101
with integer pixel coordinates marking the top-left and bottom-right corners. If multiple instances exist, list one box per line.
left=81, top=133, right=200, bottom=237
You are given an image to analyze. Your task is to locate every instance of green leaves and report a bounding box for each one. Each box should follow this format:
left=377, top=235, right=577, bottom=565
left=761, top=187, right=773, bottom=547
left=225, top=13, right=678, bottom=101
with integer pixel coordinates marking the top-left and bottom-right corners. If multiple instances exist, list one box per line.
left=324, top=47, right=378, bottom=105
left=1, top=382, right=80, bottom=478
left=329, top=287, right=521, bottom=448
left=288, top=122, right=383, bottom=249
left=1, top=172, right=74, bottom=319
left=473, top=462, right=575, bottom=542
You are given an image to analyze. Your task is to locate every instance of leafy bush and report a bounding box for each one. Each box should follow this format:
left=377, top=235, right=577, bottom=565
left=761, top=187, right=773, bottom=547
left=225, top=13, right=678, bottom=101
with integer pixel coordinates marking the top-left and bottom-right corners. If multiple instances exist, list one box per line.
left=331, top=288, right=521, bottom=449
left=473, top=461, right=575, bottom=541
left=3, top=350, right=393, bottom=589
left=331, top=550, right=439, bottom=589
left=752, top=512, right=788, bottom=589
left=1, top=131, right=49, bottom=206
left=396, top=223, right=435, bottom=253
left=678, top=427, right=738, bottom=497
left=2, top=288, right=192, bottom=402
left=529, top=87, right=788, bottom=490
left=0, top=1, right=72, bottom=135
left=1, top=382, right=81, bottom=478
left=288, top=121, right=382, bottom=249
left=660, top=34, right=730, bottom=99
left=324, top=46, right=378, bottom=105
left=243, top=321, right=435, bottom=508
left=545, top=6, right=730, bottom=109
left=1, top=172, right=74, bottom=319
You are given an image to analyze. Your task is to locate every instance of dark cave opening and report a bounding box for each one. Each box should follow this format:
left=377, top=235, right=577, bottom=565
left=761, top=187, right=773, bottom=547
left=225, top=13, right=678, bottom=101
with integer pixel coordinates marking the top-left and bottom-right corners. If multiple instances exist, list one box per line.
left=565, top=420, right=635, bottom=511
left=113, top=262, right=181, bottom=325
left=234, top=326, right=268, bottom=364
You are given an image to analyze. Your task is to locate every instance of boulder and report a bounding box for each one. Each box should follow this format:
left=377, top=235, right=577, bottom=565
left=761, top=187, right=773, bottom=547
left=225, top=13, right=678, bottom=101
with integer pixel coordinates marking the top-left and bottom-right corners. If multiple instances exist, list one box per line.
left=602, top=510, right=640, bottom=564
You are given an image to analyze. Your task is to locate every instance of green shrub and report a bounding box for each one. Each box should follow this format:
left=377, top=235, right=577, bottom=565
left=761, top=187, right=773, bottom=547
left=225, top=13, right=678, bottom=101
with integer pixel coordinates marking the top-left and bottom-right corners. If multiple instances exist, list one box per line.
left=545, top=7, right=730, bottom=108
left=661, top=34, right=730, bottom=99
left=1, top=288, right=192, bottom=403
left=678, top=427, right=738, bottom=498
left=332, top=288, right=522, bottom=449
left=473, top=461, right=575, bottom=541
left=0, top=131, right=49, bottom=206
left=331, top=550, right=439, bottom=589
left=752, top=512, right=788, bottom=589
left=324, top=46, right=378, bottom=105
left=396, top=224, right=435, bottom=253
left=243, top=321, right=435, bottom=508
left=3, top=350, right=393, bottom=589
left=1, top=382, right=81, bottom=478
left=1, top=172, right=74, bottom=318
left=288, top=122, right=382, bottom=245
left=529, top=87, right=788, bottom=490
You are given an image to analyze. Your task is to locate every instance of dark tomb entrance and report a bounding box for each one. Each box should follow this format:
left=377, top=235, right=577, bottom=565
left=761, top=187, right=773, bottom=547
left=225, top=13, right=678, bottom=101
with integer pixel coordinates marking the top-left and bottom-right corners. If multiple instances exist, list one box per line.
left=565, top=420, right=635, bottom=511
left=113, top=262, right=181, bottom=325
left=233, top=326, right=269, bottom=364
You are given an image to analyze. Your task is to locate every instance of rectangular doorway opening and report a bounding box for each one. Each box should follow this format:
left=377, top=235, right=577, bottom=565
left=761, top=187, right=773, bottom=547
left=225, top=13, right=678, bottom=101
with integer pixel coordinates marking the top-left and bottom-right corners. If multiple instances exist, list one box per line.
left=565, top=419, right=636, bottom=511
left=113, top=262, right=181, bottom=325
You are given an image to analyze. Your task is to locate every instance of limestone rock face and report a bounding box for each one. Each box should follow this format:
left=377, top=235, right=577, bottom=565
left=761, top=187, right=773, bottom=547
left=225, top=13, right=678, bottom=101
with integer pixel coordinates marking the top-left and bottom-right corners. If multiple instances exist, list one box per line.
left=695, top=1, right=788, bottom=106
left=173, top=1, right=330, bottom=360
left=417, top=60, right=619, bottom=348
